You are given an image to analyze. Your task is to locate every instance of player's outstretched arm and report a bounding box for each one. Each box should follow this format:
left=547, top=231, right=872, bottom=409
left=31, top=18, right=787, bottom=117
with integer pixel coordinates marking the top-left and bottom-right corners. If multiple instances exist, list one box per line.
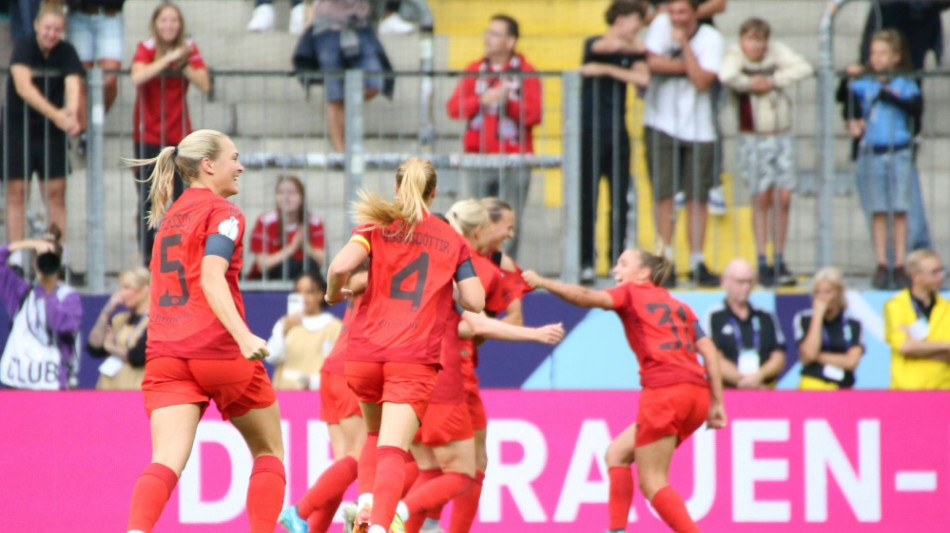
left=522, top=271, right=613, bottom=310
left=460, top=311, right=565, bottom=345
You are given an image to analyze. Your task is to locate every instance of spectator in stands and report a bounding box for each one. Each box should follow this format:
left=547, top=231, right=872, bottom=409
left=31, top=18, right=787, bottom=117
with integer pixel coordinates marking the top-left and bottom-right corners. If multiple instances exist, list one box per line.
left=646, top=0, right=726, bottom=26
left=578, top=0, right=650, bottom=284
left=446, top=14, right=541, bottom=259
left=885, top=249, right=950, bottom=390
left=65, top=0, right=124, bottom=145
left=8, top=0, right=41, bottom=41
left=2, top=1, right=82, bottom=269
left=87, top=266, right=149, bottom=390
left=248, top=175, right=326, bottom=280
left=845, top=29, right=920, bottom=290
left=247, top=0, right=307, bottom=35
left=129, top=1, right=210, bottom=266
left=378, top=1, right=415, bottom=35
left=643, top=0, right=723, bottom=287
left=719, top=18, right=812, bottom=287
left=794, top=266, right=864, bottom=390
left=292, top=0, right=393, bottom=153
left=0, top=226, right=82, bottom=390
left=705, top=258, right=786, bottom=389
left=265, top=272, right=342, bottom=390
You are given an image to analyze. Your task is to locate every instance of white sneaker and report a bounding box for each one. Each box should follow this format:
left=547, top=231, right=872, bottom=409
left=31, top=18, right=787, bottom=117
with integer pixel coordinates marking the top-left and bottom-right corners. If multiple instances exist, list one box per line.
left=288, top=3, right=305, bottom=35
left=707, top=185, right=727, bottom=216
left=247, top=4, right=275, bottom=32
left=378, top=13, right=416, bottom=35
left=673, top=190, right=686, bottom=210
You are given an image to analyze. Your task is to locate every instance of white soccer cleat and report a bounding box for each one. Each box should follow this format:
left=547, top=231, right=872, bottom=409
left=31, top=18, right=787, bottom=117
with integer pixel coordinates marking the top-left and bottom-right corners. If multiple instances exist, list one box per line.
left=378, top=13, right=416, bottom=35
left=247, top=4, right=275, bottom=32
left=288, top=3, right=306, bottom=35
left=707, top=185, right=727, bottom=216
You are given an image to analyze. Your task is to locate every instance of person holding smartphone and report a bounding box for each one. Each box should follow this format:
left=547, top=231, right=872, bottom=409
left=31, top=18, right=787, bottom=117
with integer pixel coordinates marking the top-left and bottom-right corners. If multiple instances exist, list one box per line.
left=265, top=271, right=342, bottom=389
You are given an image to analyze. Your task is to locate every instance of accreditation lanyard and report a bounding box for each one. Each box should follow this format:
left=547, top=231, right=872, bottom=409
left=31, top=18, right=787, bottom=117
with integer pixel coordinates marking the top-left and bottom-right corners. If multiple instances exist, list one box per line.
left=729, top=315, right=760, bottom=351
left=821, top=314, right=851, bottom=350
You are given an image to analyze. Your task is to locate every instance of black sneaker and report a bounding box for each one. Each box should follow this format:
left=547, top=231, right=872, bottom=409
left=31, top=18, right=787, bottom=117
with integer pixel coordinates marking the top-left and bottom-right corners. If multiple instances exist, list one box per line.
left=776, top=262, right=797, bottom=287
left=692, top=262, right=720, bottom=287
left=662, top=265, right=677, bottom=288
left=758, top=264, right=776, bottom=287
left=893, top=266, right=910, bottom=289
left=872, top=265, right=889, bottom=290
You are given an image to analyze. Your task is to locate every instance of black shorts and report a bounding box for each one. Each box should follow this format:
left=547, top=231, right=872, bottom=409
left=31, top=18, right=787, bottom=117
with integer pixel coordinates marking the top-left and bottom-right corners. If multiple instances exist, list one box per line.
left=1, top=124, right=69, bottom=180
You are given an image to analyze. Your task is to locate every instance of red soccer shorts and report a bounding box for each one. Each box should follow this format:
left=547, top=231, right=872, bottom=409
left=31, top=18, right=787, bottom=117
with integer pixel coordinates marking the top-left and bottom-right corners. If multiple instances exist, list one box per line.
left=418, top=401, right=474, bottom=447
left=345, top=361, right=438, bottom=422
left=465, top=388, right=488, bottom=432
left=320, top=370, right=362, bottom=424
left=636, top=382, right=710, bottom=448
left=142, top=356, right=277, bottom=420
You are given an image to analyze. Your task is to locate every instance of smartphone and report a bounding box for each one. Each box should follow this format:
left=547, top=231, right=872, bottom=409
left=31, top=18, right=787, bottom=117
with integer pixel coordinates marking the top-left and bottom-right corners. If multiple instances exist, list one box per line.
left=287, top=293, right=304, bottom=316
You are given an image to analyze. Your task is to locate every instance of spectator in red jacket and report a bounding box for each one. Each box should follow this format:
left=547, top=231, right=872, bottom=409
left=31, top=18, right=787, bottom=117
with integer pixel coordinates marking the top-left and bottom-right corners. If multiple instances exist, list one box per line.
left=446, top=14, right=541, bottom=259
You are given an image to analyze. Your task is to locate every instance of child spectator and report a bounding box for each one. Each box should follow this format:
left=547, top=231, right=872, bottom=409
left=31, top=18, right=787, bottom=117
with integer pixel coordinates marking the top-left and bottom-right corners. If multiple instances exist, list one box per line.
left=720, top=17, right=812, bottom=287
left=248, top=175, right=326, bottom=280
left=845, top=29, right=921, bottom=290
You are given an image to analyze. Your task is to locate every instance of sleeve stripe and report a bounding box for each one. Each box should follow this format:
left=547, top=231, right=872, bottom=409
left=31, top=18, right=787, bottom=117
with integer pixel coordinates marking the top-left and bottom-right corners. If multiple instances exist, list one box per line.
left=350, top=234, right=371, bottom=253
left=204, top=233, right=236, bottom=260
left=455, top=258, right=477, bottom=282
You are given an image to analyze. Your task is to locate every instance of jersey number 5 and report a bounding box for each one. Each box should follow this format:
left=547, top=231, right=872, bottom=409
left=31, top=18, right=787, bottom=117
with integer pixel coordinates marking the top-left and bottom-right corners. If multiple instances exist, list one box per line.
left=389, top=252, right=430, bottom=312
left=159, top=234, right=190, bottom=307
left=646, top=302, right=695, bottom=352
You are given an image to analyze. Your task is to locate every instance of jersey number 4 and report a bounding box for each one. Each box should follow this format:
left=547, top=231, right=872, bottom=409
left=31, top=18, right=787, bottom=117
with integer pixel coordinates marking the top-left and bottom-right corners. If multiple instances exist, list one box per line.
left=159, top=234, right=190, bottom=307
left=646, top=302, right=695, bottom=352
left=389, top=252, right=429, bottom=312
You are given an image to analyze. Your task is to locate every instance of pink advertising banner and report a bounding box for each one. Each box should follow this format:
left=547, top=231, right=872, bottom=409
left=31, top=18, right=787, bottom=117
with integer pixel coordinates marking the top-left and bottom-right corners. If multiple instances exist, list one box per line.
left=1, top=390, right=948, bottom=532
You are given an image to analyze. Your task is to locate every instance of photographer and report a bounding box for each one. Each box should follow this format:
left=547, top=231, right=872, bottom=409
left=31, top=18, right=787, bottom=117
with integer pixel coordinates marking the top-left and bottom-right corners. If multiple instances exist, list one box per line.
left=0, top=226, right=82, bottom=390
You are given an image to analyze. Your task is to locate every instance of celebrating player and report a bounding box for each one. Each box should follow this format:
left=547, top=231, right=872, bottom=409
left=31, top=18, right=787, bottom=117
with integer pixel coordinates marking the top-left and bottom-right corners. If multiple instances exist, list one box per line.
left=125, top=129, right=285, bottom=533
left=524, top=249, right=726, bottom=533
left=279, top=265, right=368, bottom=533
left=324, top=157, right=486, bottom=533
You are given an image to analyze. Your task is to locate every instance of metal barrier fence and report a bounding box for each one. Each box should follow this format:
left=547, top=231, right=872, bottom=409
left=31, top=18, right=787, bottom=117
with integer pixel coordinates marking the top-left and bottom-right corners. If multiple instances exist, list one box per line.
left=0, top=67, right=572, bottom=292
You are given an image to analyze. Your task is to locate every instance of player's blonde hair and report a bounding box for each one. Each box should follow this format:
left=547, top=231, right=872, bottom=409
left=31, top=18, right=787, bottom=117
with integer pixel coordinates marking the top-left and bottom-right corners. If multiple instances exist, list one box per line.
left=125, top=129, right=228, bottom=229
left=447, top=199, right=489, bottom=238
left=637, top=248, right=673, bottom=286
left=480, top=196, right=513, bottom=223
left=354, top=157, right=437, bottom=237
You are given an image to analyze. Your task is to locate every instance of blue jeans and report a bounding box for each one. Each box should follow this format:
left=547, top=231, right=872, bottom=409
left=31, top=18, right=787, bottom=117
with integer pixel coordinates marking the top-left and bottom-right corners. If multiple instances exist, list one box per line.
left=856, top=157, right=931, bottom=253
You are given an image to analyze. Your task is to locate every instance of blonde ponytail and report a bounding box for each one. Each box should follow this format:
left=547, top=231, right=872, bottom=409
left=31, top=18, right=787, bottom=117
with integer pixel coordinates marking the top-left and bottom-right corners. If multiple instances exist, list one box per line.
left=638, top=248, right=673, bottom=286
left=447, top=199, right=489, bottom=238
left=124, top=129, right=228, bottom=229
left=354, top=157, right=437, bottom=236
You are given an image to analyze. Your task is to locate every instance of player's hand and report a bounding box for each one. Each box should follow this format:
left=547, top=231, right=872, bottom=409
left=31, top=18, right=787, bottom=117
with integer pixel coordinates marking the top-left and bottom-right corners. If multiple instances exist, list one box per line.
left=535, top=322, right=566, bottom=345
left=324, top=288, right=353, bottom=306
left=239, top=334, right=269, bottom=361
left=522, top=270, right=544, bottom=290
left=811, top=294, right=830, bottom=317
left=707, top=401, right=727, bottom=429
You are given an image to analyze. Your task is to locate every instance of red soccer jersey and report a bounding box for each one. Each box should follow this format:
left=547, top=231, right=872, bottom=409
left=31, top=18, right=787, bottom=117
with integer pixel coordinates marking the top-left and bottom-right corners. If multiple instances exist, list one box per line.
left=147, top=187, right=246, bottom=360
left=248, top=209, right=326, bottom=277
left=605, top=282, right=709, bottom=389
left=322, top=293, right=362, bottom=375
left=346, top=213, right=474, bottom=366
left=132, top=38, right=206, bottom=146
left=429, top=299, right=465, bottom=405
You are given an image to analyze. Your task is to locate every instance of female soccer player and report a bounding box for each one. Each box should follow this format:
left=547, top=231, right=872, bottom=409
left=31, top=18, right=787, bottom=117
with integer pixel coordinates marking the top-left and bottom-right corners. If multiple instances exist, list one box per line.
left=524, top=249, right=727, bottom=533
left=125, top=129, right=285, bottom=533
left=324, top=157, right=486, bottom=533
left=280, top=266, right=369, bottom=533
left=394, top=201, right=564, bottom=533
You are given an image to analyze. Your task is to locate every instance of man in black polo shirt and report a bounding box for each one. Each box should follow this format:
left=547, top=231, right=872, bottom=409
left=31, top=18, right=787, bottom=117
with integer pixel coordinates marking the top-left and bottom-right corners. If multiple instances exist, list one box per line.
left=704, top=258, right=786, bottom=388
left=579, top=0, right=650, bottom=284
